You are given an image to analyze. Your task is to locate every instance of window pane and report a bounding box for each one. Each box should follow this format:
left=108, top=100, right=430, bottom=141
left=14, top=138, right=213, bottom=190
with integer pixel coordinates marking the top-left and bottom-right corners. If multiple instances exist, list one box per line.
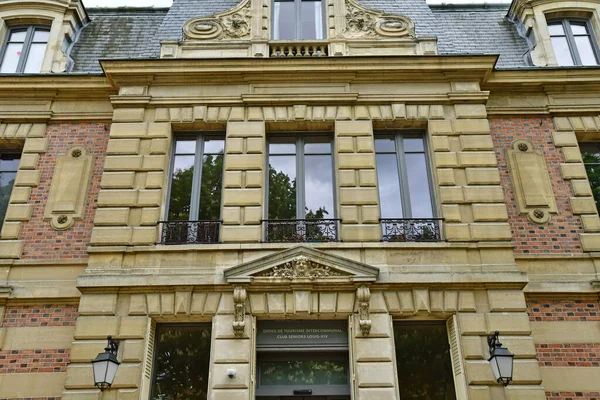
left=575, top=36, right=598, bottom=65
left=305, top=154, right=333, bottom=218
left=548, top=22, right=565, bottom=36
left=0, top=172, right=16, bottom=233
left=305, top=140, right=330, bottom=154
left=198, top=153, right=223, bottom=220
left=9, top=30, right=27, bottom=42
left=570, top=22, right=588, bottom=35
left=203, top=138, right=224, bottom=155
left=0, top=43, right=23, bottom=73
left=403, top=137, right=425, bottom=152
left=273, top=0, right=296, bottom=40
left=260, top=359, right=348, bottom=385
left=0, top=154, right=20, bottom=171
left=175, top=140, right=195, bottom=154
left=269, top=155, right=297, bottom=219
left=300, top=0, right=323, bottom=40
left=581, top=143, right=600, bottom=214
left=151, top=325, right=211, bottom=400
left=551, top=36, right=575, bottom=66
left=32, top=29, right=50, bottom=43
left=270, top=141, right=296, bottom=154
left=168, top=155, right=195, bottom=220
left=394, top=323, right=457, bottom=400
left=24, top=43, right=47, bottom=73
left=406, top=153, right=433, bottom=218
left=376, top=153, right=403, bottom=218
left=375, top=136, right=396, bottom=152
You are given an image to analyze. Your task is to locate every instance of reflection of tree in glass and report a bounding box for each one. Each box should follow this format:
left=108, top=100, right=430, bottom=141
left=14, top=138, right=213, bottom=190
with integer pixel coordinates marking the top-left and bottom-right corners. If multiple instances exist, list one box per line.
left=152, top=327, right=211, bottom=400
left=198, top=154, right=223, bottom=220
left=394, top=324, right=456, bottom=399
left=261, top=360, right=348, bottom=386
left=583, top=151, right=600, bottom=214
left=268, top=164, right=296, bottom=219
left=0, top=175, right=15, bottom=231
left=168, top=153, right=223, bottom=221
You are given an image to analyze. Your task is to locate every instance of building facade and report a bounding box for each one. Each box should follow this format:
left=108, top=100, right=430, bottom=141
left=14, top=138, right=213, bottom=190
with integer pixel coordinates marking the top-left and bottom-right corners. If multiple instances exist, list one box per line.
left=0, top=0, right=599, bottom=399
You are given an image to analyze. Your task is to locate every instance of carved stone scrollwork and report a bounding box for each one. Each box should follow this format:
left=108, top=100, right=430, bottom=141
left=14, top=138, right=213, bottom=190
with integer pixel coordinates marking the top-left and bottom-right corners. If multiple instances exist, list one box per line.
left=183, top=0, right=251, bottom=41
left=258, top=256, right=343, bottom=280
left=233, top=286, right=247, bottom=338
left=357, top=286, right=371, bottom=336
left=344, top=0, right=414, bottom=39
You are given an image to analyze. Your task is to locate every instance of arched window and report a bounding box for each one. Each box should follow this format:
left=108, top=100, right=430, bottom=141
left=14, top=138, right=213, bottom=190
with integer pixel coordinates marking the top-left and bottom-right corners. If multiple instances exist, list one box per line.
left=0, top=26, right=50, bottom=73
left=548, top=19, right=599, bottom=66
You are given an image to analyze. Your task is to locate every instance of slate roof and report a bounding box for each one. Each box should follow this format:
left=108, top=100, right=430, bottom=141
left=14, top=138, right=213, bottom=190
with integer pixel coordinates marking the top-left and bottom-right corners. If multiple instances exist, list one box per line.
left=68, top=0, right=532, bottom=73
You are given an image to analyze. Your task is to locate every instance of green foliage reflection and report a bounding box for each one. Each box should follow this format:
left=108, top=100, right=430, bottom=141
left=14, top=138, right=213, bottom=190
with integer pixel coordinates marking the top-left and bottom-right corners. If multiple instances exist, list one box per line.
left=151, top=326, right=211, bottom=400
left=582, top=151, right=600, bottom=214
left=260, top=360, right=348, bottom=386
left=268, top=164, right=296, bottom=219
left=394, top=324, right=456, bottom=400
left=0, top=173, right=15, bottom=232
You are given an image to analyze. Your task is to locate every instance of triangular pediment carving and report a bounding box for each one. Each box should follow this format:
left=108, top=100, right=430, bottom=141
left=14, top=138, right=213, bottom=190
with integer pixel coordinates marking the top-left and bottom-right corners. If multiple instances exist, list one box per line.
left=343, top=0, right=415, bottom=39
left=224, top=246, right=379, bottom=284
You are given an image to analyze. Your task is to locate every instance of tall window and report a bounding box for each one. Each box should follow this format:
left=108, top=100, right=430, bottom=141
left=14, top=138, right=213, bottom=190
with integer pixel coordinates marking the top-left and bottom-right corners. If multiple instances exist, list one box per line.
left=580, top=142, right=600, bottom=213
left=375, top=133, right=434, bottom=219
left=394, top=322, right=457, bottom=399
left=151, top=324, right=212, bottom=399
left=0, top=152, right=19, bottom=233
left=167, top=135, right=224, bottom=221
left=0, top=26, right=50, bottom=73
left=272, top=0, right=325, bottom=40
left=548, top=19, right=599, bottom=66
left=267, top=135, right=334, bottom=220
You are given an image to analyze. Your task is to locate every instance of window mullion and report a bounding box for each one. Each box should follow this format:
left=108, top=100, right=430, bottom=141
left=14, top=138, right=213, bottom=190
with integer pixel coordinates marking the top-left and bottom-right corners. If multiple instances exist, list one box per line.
left=565, top=20, right=583, bottom=65
left=189, top=136, right=203, bottom=220
left=396, top=133, right=412, bottom=218
left=16, top=26, right=34, bottom=73
left=297, top=135, right=305, bottom=219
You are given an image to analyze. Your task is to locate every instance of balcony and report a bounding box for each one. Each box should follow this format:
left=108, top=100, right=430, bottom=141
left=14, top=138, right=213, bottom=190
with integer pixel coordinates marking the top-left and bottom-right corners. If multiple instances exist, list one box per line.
left=263, top=219, right=340, bottom=243
left=159, top=220, right=221, bottom=245
left=380, top=218, right=443, bottom=242
left=269, top=41, right=329, bottom=58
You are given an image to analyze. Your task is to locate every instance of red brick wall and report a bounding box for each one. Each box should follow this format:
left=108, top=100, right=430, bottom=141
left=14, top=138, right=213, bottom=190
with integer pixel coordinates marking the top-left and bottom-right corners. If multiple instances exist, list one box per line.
left=537, top=343, right=600, bottom=367
left=546, top=392, right=600, bottom=400
left=527, top=299, right=600, bottom=322
left=490, top=117, right=583, bottom=254
left=0, top=349, right=70, bottom=374
left=19, top=123, right=110, bottom=260
left=2, top=304, right=78, bottom=327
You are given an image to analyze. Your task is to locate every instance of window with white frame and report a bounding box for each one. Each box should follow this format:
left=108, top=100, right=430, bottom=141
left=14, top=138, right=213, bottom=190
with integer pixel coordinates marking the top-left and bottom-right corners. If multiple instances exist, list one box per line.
left=548, top=19, right=599, bottom=66
left=272, top=0, right=325, bottom=40
left=375, top=132, right=435, bottom=219
left=0, top=152, right=20, bottom=233
left=0, top=26, right=50, bottom=73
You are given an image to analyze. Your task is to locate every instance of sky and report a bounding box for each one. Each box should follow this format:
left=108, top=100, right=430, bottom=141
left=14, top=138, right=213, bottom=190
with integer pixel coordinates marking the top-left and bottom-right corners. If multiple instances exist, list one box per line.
left=84, top=0, right=511, bottom=7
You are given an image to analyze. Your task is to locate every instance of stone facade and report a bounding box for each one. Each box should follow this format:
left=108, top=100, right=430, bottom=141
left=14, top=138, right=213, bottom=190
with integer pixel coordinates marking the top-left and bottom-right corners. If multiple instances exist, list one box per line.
left=0, top=0, right=599, bottom=399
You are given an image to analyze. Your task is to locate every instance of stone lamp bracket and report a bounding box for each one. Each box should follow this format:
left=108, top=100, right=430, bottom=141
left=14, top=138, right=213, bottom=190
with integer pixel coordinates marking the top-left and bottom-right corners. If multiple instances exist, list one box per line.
left=44, top=145, right=94, bottom=231
left=506, top=139, right=557, bottom=225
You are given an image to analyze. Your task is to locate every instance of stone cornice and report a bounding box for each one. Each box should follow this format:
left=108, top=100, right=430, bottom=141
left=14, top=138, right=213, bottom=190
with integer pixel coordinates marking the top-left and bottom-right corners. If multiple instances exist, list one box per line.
left=0, top=75, right=114, bottom=98
left=100, top=55, right=499, bottom=87
left=486, top=68, right=600, bottom=88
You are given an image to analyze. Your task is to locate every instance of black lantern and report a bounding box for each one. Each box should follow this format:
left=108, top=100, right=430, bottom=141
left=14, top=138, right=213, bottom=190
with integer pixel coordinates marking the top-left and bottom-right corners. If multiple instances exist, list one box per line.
left=92, top=336, right=120, bottom=391
left=487, top=331, right=514, bottom=386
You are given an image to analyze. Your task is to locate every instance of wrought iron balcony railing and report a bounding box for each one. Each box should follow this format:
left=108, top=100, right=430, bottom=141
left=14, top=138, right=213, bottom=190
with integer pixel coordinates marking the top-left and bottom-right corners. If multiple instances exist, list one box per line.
left=159, top=220, right=221, bottom=245
left=380, top=218, right=443, bottom=242
left=263, top=219, right=340, bottom=243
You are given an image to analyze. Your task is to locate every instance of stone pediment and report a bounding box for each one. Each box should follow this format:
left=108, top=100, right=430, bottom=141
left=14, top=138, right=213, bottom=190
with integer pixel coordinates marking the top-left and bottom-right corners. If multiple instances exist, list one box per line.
left=224, top=246, right=379, bottom=284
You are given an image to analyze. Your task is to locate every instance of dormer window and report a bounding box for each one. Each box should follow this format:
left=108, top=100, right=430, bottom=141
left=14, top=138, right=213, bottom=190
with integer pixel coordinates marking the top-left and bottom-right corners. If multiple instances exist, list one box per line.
left=548, top=19, right=599, bottom=66
left=272, top=0, right=325, bottom=40
left=0, top=26, right=50, bottom=73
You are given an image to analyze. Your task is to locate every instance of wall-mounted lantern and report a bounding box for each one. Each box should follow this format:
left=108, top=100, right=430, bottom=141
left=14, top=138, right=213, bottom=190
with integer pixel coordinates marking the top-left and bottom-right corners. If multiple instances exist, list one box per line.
left=487, top=331, right=514, bottom=386
left=92, top=336, right=120, bottom=391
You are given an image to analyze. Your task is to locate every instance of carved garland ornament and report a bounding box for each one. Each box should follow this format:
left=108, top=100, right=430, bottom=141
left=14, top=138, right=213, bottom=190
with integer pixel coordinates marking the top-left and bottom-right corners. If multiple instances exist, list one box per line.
left=183, top=0, right=251, bottom=40
left=344, top=0, right=414, bottom=39
left=233, top=286, right=247, bottom=338
left=259, top=256, right=343, bottom=280
left=357, top=286, right=371, bottom=336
